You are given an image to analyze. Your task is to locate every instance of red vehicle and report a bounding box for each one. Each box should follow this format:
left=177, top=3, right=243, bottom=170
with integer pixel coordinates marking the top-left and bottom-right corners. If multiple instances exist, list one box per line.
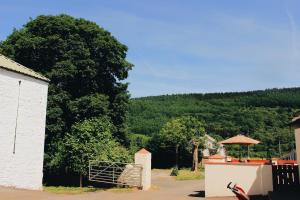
left=227, top=182, right=250, bottom=200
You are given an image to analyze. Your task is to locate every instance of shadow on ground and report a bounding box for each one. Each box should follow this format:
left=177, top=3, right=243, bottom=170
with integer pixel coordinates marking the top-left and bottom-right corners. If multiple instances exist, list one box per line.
left=250, top=195, right=268, bottom=200
left=188, top=190, right=205, bottom=197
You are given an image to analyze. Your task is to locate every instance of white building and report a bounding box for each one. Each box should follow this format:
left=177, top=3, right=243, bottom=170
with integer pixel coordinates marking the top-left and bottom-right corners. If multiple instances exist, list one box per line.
left=290, top=115, right=300, bottom=179
left=0, top=54, right=49, bottom=190
left=202, top=134, right=226, bottom=158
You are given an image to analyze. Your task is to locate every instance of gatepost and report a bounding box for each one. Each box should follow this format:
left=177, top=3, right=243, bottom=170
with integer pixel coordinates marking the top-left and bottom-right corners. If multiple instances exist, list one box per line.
left=135, top=148, right=151, bottom=190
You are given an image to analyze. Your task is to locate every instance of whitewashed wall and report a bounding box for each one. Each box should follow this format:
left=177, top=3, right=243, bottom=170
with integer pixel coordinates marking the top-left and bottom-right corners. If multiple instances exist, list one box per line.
left=0, top=68, right=48, bottom=190
left=294, top=126, right=300, bottom=178
left=205, top=163, right=273, bottom=197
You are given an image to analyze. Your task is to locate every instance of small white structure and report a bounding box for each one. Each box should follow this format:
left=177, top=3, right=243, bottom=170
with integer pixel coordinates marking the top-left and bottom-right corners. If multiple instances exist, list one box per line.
left=135, top=148, right=151, bottom=190
left=0, top=54, right=49, bottom=190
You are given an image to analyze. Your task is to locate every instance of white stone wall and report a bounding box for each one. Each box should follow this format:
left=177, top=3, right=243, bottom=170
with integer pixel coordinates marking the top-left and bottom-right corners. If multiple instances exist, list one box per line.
left=0, top=68, right=48, bottom=190
left=205, top=163, right=273, bottom=197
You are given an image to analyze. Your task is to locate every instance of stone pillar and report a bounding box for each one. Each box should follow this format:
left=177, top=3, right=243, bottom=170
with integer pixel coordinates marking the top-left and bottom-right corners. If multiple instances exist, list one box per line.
left=135, top=148, right=151, bottom=190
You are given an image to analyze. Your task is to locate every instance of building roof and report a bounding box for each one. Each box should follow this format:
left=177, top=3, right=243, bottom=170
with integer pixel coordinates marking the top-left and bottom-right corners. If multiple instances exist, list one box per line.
left=205, top=134, right=216, bottom=142
left=290, top=116, right=300, bottom=126
left=0, top=54, right=49, bottom=82
left=220, top=134, right=260, bottom=145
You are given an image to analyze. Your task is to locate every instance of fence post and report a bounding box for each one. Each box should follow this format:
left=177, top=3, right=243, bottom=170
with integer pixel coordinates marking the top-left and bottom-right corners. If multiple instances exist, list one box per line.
left=113, top=166, right=115, bottom=183
left=135, top=148, right=151, bottom=190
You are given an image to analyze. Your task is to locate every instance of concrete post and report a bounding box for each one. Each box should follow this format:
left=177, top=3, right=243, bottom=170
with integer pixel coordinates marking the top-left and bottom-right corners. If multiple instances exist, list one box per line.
left=135, top=148, right=151, bottom=190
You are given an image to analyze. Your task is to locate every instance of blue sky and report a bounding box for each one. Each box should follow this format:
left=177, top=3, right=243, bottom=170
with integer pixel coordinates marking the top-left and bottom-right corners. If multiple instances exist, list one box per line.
left=1, top=0, right=299, bottom=97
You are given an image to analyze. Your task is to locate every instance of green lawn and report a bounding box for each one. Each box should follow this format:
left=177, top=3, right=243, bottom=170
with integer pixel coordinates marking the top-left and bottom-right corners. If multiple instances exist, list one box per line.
left=43, top=186, right=101, bottom=194
left=175, top=168, right=205, bottom=181
left=43, top=186, right=134, bottom=194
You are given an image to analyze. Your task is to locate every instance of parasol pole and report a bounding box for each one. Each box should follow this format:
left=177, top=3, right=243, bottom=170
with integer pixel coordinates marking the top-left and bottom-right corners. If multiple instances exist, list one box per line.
left=247, top=145, right=250, bottom=159
left=239, top=145, right=241, bottom=161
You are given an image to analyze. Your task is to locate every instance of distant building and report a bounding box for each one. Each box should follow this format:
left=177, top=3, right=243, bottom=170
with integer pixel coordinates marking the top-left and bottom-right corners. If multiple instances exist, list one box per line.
left=0, top=54, right=49, bottom=190
left=202, top=134, right=226, bottom=158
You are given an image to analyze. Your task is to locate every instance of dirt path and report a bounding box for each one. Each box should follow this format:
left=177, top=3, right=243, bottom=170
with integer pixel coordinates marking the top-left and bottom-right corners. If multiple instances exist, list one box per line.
left=0, top=169, right=207, bottom=200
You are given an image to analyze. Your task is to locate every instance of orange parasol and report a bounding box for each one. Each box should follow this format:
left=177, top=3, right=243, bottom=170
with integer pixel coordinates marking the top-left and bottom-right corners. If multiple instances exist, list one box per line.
left=220, top=134, right=260, bottom=158
left=220, top=134, right=260, bottom=145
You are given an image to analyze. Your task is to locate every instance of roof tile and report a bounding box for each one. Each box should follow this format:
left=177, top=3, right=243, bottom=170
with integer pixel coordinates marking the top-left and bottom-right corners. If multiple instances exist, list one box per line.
left=0, top=54, right=49, bottom=82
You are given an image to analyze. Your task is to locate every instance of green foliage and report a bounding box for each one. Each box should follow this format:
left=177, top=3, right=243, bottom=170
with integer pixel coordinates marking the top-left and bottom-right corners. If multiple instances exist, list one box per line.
left=160, top=118, right=188, bottom=148
left=64, top=117, right=131, bottom=176
left=170, top=167, right=179, bottom=176
left=129, top=88, right=299, bottom=161
left=155, top=116, right=206, bottom=168
left=0, top=14, right=133, bottom=173
left=179, top=116, right=206, bottom=148
left=43, top=186, right=100, bottom=194
left=128, top=133, right=151, bottom=154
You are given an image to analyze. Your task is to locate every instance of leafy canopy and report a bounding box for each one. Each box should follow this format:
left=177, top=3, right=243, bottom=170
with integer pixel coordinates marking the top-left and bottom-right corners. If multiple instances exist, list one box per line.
left=0, top=14, right=133, bottom=173
left=64, top=117, right=131, bottom=176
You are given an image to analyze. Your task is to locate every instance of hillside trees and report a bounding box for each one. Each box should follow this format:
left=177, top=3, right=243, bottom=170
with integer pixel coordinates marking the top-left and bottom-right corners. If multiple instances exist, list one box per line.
left=0, top=14, right=133, bottom=175
left=129, top=89, right=298, bottom=161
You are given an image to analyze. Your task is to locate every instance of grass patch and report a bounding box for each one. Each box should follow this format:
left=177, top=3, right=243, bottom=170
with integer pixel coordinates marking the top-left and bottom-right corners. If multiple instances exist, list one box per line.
left=106, top=187, right=134, bottom=193
left=175, top=168, right=205, bottom=181
left=150, top=184, right=160, bottom=190
left=44, top=186, right=135, bottom=194
left=43, top=186, right=101, bottom=194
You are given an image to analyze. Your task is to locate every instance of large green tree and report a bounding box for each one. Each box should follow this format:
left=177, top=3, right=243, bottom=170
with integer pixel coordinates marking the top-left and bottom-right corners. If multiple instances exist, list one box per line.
left=180, top=116, right=206, bottom=171
left=158, top=117, right=206, bottom=169
left=159, top=118, right=187, bottom=168
left=0, top=14, right=133, bottom=172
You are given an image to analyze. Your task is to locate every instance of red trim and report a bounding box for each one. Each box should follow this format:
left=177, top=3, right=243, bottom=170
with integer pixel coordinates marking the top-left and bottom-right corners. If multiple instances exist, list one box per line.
left=205, top=162, right=271, bottom=165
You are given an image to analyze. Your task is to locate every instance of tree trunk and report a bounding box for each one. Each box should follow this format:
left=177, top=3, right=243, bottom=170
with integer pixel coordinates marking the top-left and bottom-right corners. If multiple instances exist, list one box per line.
left=175, top=144, right=179, bottom=168
left=192, top=144, right=199, bottom=171
left=79, top=173, right=83, bottom=187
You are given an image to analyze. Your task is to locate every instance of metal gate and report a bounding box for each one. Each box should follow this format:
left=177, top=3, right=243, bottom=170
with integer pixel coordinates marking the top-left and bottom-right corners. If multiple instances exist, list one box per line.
left=89, top=161, right=142, bottom=187
left=272, top=165, right=299, bottom=191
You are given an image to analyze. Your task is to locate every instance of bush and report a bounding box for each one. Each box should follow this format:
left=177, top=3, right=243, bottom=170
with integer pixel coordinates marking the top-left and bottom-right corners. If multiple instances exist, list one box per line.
left=64, top=117, right=131, bottom=186
left=175, top=168, right=204, bottom=181
left=170, top=167, right=179, bottom=176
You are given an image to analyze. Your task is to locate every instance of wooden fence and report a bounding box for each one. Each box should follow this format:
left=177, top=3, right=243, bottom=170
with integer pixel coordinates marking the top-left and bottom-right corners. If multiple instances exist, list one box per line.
left=272, top=165, right=299, bottom=191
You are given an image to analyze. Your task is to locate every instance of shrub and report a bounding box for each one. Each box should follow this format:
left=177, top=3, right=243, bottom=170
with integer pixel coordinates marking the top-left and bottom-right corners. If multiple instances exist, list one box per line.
left=170, top=167, right=179, bottom=176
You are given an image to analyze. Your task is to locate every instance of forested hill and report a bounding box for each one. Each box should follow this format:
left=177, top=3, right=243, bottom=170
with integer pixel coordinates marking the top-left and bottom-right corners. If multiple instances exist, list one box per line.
left=128, top=87, right=300, bottom=157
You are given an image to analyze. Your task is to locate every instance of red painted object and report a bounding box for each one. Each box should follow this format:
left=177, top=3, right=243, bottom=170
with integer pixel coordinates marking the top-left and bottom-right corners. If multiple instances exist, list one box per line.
left=227, top=182, right=250, bottom=200
left=276, top=160, right=297, bottom=165
left=247, top=159, right=270, bottom=164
